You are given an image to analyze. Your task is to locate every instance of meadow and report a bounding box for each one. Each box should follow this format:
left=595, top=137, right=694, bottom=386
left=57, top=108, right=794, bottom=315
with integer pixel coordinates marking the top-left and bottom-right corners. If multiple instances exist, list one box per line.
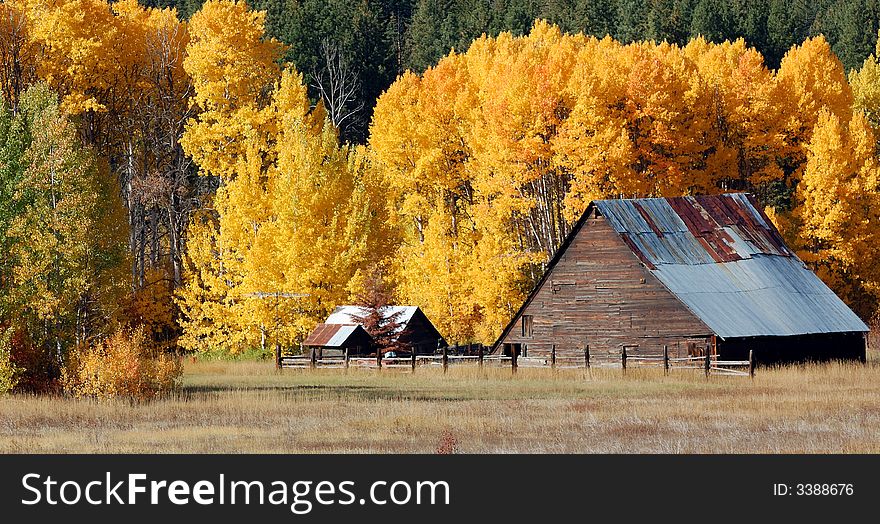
left=1, top=350, right=879, bottom=454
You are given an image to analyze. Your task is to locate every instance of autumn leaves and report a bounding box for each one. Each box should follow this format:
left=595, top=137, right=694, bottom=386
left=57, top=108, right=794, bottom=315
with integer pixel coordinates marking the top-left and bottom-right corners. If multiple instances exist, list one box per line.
left=2, top=0, right=876, bottom=360
left=179, top=3, right=880, bottom=352
left=177, top=1, right=393, bottom=353
left=371, top=22, right=877, bottom=344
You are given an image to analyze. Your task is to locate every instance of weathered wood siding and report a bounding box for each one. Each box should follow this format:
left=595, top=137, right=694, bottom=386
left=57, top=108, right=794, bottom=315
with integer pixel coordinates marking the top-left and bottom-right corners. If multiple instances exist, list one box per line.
left=498, top=213, right=713, bottom=362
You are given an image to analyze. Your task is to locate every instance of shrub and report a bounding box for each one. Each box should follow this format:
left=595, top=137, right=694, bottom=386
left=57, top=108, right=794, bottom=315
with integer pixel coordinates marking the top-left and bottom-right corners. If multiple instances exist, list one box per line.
left=62, top=327, right=182, bottom=400
left=7, top=327, right=59, bottom=393
left=0, top=330, right=21, bottom=395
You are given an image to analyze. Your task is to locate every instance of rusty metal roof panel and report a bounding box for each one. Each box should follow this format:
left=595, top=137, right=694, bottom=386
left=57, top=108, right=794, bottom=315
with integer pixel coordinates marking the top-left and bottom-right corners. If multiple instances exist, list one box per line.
left=595, top=194, right=868, bottom=337
left=303, top=323, right=367, bottom=347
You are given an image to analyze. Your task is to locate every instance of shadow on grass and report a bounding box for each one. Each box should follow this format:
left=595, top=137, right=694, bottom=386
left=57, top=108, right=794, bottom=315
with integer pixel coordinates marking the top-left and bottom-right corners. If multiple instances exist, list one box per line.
left=180, top=383, right=472, bottom=402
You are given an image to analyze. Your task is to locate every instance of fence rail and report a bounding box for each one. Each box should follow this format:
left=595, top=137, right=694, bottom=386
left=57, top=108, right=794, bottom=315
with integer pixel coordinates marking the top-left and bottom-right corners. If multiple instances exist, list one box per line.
left=279, top=345, right=757, bottom=378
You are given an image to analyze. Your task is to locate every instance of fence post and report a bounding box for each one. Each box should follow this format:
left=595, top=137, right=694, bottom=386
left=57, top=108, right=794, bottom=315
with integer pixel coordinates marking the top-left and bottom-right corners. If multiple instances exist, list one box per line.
left=748, top=349, right=755, bottom=379
left=511, top=346, right=519, bottom=374
left=663, top=345, right=669, bottom=375
left=309, top=347, right=317, bottom=369
left=584, top=345, right=590, bottom=369
left=442, top=345, right=448, bottom=374
left=704, top=342, right=711, bottom=377
left=478, top=345, right=484, bottom=368
left=621, top=346, right=627, bottom=373
left=275, top=342, right=282, bottom=370
left=551, top=344, right=556, bottom=370
left=411, top=350, right=417, bottom=372
left=376, top=348, right=382, bottom=370
left=344, top=347, right=350, bottom=372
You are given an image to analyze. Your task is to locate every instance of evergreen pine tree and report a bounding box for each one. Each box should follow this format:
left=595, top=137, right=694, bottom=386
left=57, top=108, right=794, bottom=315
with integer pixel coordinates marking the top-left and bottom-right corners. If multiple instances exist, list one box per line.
left=350, top=266, right=408, bottom=354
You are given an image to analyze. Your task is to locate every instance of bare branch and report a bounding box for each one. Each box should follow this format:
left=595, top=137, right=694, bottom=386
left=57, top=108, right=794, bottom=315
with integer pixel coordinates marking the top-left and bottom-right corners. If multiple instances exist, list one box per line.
left=310, top=39, right=364, bottom=139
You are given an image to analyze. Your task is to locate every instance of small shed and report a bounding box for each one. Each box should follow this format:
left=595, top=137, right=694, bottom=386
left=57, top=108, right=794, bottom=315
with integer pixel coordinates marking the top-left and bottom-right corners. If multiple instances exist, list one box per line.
left=302, top=323, right=373, bottom=357
left=493, top=193, right=868, bottom=364
left=325, top=305, right=447, bottom=355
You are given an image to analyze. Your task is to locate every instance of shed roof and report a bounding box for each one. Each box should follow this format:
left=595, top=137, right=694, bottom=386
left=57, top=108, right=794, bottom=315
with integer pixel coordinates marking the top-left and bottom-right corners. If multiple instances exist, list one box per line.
left=326, top=305, right=420, bottom=334
left=303, top=323, right=369, bottom=348
left=593, top=194, right=868, bottom=338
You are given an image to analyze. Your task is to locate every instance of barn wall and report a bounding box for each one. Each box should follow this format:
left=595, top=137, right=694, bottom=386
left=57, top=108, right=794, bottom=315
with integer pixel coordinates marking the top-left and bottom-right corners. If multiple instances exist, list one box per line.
left=718, top=332, right=866, bottom=364
left=498, top=214, right=713, bottom=362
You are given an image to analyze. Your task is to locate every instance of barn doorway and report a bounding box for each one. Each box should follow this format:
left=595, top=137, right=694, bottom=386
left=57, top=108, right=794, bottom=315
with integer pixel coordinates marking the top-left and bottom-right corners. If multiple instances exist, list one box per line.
left=502, top=343, right=522, bottom=358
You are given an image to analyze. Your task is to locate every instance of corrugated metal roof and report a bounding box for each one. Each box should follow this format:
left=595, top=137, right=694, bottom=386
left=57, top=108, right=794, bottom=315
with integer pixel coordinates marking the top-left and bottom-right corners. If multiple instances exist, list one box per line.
left=303, top=323, right=367, bottom=347
left=595, top=194, right=868, bottom=338
left=326, top=305, right=419, bottom=334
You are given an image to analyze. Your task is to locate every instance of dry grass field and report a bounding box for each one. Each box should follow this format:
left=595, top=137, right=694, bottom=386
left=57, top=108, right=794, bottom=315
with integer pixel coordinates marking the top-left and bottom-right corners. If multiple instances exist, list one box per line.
left=2, top=353, right=880, bottom=453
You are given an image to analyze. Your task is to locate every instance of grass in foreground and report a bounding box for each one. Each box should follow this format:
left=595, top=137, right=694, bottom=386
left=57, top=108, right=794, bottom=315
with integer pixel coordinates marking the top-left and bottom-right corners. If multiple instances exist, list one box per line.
left=1, top=356, right=879, bottom=453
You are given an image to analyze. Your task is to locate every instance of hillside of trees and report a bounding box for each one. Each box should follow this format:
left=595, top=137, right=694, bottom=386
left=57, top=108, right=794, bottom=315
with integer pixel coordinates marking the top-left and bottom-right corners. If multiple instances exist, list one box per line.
left=1, top=0, right=879, bottom=391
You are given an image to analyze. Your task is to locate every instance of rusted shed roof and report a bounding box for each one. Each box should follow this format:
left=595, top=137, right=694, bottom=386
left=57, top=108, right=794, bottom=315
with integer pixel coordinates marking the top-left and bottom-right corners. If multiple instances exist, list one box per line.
left=595, top=194, right=868, bottom=338
left=303, top=324, right=369, bottom=348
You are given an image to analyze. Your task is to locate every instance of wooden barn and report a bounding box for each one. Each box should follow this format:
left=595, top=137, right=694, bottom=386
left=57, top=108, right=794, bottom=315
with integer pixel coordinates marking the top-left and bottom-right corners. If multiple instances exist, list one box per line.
left=324, top=305, right=447, bottom=355
left=302, top=323, right=373, bottom=357
left=493, top=193, right=869, bottom=364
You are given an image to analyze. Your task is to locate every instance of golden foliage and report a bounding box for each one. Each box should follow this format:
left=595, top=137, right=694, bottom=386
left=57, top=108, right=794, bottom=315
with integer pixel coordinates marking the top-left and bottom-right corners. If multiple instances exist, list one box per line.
left=176, top=1, right=393, bottom=354
left=0, top=328, right=21, bottom=395
left=118, top=268, right=178, bottom=349
left=62, top=327, right=182, bottom=399
left=0, top=0, right=37, bottom=108
left=793, top=110, right=880, bottom=317
left=850, top=30, right=880, bottom=132
left=371, top=22, right=862, bottom=344
left=776, top=36, right=854, bottom=182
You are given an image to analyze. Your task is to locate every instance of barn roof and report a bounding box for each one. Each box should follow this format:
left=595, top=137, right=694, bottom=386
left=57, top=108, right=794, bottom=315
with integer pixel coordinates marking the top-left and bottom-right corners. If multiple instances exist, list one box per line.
left=593, top=194, right=868, bottom=338
left=303, top=323, right=369, bottom=348
left=326, top=305, right=420, bottom=333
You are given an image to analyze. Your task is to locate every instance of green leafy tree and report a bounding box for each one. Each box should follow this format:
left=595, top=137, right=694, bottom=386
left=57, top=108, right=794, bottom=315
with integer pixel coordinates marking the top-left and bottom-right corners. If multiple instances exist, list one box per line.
left=0, top=84, right=127, bottom=389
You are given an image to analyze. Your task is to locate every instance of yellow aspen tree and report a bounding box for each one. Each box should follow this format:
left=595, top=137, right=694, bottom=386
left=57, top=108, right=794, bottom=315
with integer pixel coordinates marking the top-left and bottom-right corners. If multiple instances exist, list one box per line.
left=468, top=22, right=579, bottom=256
left=20, top=0, right=122, bottom=114
left=683, top=37, right=786, bottom=189
left=557, top=39, right=715, bottom=216
left=177, top=0, right=285, bottom=353
left=777, top=36, right=853, bottom=184
left=0, top=0, right=37, bottom=109
left=795, top=110, right=880, bottom=318
left=849, top=30, right=880, bottom=130
left=178, top=2, right=391, bottom=353
left=465, top=23, right=581, bottom=341
left=371, top=52, right=486, bottom=343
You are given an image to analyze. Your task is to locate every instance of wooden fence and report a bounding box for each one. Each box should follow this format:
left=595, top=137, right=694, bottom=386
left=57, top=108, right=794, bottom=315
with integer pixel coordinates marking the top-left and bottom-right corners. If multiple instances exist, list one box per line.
left=280, top=344, right=757, bottom=378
